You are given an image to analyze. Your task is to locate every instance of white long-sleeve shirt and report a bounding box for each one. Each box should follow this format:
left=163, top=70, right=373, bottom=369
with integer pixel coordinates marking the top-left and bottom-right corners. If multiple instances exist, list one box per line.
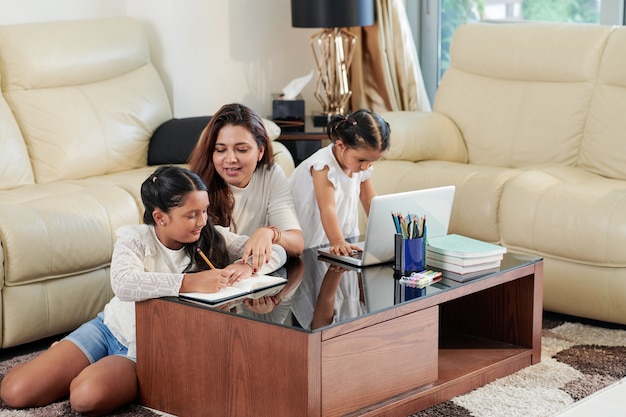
left=104, top=223, right=287, bottom=359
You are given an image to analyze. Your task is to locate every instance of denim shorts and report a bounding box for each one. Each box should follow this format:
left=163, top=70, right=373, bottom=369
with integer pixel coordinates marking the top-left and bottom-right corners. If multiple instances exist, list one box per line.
left=63, top=312, right=134, bottom=363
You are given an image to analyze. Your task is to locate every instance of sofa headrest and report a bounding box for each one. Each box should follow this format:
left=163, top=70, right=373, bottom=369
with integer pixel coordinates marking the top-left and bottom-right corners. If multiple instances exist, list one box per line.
left=0, top=17, right=172, bottom=184
left=435, top=22, right=612, bottom=169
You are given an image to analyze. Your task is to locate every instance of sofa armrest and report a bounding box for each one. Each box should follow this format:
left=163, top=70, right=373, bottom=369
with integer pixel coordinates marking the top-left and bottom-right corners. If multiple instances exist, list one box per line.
left=377, top=111, right=468, bottom=163
left=148, top=116, right=282, bottom=166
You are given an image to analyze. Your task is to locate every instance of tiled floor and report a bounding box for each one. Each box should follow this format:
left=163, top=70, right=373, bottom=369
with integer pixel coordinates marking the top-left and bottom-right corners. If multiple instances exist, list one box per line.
left=554, top=378, right=626, bottom=417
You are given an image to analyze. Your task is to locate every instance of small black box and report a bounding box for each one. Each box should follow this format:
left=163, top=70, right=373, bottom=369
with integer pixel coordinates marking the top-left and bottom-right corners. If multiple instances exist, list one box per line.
left=272, top=95, right=305, bottom=132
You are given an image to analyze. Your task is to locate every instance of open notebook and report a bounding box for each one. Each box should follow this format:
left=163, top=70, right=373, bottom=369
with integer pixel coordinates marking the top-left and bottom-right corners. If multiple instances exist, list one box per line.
left=317, top=185, right=456, bottom=267
left=179, top=274, right=287, bottom=305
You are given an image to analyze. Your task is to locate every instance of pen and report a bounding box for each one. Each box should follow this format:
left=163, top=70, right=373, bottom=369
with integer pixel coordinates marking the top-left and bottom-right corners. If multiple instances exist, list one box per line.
left=196, top=248, right=216, bottom=270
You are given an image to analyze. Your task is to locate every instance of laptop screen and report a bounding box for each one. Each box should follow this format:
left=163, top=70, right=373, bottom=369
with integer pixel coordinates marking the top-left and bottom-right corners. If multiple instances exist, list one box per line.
left=361, top=185, right=456, bottom=265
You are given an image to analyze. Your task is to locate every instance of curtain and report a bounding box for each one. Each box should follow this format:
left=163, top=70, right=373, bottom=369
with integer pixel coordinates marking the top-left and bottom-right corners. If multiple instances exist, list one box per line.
left=350, top=0, right=431, bottom=113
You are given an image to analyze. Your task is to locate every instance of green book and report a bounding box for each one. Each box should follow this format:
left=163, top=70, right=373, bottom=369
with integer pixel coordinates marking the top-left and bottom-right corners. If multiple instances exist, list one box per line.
left=426, top=234, right=507, bottom=259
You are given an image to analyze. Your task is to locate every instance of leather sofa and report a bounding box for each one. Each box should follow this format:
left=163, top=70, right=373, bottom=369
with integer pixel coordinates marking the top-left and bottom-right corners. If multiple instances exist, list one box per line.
left=370, top=22, right=626, bottom=325
left=0, top=17, right=289, bottom=348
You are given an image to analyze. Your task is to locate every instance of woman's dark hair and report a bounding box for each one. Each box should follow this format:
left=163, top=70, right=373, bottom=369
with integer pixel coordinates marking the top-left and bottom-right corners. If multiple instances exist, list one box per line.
left=141, top=165, right=229, bottom=271
left=326, top=109, right=391, bottom=152
left=187, top=103, right=274, bottom=231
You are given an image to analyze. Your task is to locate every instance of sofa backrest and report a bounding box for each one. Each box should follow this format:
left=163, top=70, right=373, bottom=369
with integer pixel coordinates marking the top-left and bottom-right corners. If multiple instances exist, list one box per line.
left=0, top=17, right=172, bottom=184
left=579, top=27, right=626, bottom=181
left=0, top=92, right=34, bottom=190
left=434, top=23, right=612, bottom=170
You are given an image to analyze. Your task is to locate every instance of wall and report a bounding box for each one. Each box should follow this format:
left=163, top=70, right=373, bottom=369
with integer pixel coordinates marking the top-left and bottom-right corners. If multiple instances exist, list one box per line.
left=0, top=0, right=320, bottom=119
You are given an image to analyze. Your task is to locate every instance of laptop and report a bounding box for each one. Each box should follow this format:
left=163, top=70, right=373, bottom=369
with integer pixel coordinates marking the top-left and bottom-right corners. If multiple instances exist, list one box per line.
left=317, top=185, right=456, bottom=267
left=317, top=256, right=393, bottom=314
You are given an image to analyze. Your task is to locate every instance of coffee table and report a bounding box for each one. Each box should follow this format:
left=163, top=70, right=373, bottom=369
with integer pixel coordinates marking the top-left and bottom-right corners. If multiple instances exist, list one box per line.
left=136, top=249, right=542, bottom=417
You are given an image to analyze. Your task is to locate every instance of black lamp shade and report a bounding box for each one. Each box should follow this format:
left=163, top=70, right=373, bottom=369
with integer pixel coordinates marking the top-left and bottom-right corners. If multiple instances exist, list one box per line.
left=291, top=0, right=375, bottom=28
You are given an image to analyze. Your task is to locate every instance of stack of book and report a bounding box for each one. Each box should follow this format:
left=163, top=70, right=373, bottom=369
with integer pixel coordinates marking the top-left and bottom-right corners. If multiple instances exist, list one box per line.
left=425, top=234, right=507, bottom=282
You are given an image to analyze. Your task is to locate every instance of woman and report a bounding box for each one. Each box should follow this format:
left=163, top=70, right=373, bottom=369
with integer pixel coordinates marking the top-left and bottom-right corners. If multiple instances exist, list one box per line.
left=188, top=103, right=304, bottom=270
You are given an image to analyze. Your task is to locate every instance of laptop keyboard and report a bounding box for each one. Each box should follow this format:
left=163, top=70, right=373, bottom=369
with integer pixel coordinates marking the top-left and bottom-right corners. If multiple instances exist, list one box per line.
left=350, top=251, right=363, bottom=260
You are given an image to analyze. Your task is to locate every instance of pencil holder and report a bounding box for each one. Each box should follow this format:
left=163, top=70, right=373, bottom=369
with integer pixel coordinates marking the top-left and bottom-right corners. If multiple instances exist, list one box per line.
left=394, top=234, right=425, bottom=275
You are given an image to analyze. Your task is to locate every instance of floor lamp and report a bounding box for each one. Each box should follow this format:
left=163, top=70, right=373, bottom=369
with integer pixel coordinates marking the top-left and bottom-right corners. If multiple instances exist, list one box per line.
left=291, top=0, right=375, bottom=124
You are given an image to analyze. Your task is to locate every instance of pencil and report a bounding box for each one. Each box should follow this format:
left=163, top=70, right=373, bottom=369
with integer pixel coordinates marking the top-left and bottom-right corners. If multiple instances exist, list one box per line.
left=196, top=248, right=216, bottom=270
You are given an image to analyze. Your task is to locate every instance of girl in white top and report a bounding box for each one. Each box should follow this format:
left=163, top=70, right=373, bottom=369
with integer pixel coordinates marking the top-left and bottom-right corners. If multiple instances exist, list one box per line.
left=0, top=166, right=286, bottom=416
left=289, top=109, right=391, bottom=253
left=188, top=103, right=304, bottom=271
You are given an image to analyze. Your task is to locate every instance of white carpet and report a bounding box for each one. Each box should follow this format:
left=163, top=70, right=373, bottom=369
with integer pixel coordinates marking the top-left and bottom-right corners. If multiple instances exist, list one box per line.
left=412, top=320, right=626, bottom=417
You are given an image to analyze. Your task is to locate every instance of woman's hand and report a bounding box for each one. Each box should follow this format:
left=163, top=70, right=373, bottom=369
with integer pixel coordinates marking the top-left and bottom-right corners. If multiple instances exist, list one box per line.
left=240, top=227, right=274, bottom=271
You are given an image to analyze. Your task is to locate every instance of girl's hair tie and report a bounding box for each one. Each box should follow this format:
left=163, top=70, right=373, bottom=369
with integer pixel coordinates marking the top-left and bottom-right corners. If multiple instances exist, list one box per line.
left=152, top=176, right=157, bottom=183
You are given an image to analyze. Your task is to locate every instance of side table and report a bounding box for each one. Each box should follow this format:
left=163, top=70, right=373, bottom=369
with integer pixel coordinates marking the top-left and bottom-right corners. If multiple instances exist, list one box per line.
left=275, top=116, right=328, bottom=166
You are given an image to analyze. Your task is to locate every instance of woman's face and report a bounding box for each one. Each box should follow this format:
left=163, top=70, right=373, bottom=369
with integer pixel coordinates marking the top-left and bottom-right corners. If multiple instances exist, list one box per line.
left=212, top=124, right=264, bottom=188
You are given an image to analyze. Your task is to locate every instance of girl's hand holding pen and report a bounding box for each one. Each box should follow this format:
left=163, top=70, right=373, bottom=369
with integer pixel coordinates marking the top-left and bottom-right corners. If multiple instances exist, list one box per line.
left=181, top=269, right=232, bottom=293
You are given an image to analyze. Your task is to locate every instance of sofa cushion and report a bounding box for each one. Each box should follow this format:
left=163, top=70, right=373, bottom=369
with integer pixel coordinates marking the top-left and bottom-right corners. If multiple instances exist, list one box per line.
left=499, top=166, right=626, bottom=266
left=148, top=116, right=212, bottom=165
left=0, top=183, right=139, bottom=286
left=0, top=17, right=172, bottom=184
left=370, top=159, right=521, bottom=243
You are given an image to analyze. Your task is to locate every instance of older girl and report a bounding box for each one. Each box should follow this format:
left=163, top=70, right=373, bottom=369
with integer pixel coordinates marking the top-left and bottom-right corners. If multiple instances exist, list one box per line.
left=0, top=166, right=286, bottom=415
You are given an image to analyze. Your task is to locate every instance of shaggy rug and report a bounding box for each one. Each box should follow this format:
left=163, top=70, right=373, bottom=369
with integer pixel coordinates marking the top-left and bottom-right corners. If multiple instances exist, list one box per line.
left=411, top=315, right=626, bottom=417
left=0, top=315, right=624, bottom=417
left=0, top=351, right=160, bottom=417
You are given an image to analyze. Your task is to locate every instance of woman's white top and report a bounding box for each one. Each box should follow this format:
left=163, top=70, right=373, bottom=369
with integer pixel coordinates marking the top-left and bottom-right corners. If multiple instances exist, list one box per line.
left=230, top=164, right=301, bottom=235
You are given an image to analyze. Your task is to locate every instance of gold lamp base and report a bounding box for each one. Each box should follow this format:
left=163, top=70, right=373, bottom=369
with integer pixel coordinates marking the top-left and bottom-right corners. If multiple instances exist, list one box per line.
left=309, top=27, right=358, bottom=117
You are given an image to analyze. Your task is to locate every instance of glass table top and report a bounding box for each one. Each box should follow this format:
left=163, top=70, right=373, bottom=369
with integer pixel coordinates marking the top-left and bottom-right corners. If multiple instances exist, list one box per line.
left=172, top=247, right=541, bottom=333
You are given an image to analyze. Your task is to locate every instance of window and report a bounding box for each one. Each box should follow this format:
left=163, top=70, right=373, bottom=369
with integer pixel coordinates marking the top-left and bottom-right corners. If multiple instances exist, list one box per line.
left=408, top=0, right=626, bottom=108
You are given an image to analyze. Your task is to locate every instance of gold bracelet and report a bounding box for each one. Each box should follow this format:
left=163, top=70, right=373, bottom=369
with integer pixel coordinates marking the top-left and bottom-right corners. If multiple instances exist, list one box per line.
left=268, top=226, right=281, bottom=244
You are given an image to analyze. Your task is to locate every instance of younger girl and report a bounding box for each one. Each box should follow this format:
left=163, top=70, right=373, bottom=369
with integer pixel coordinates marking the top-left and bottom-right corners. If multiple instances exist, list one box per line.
left=0, top=166, right=286, bottom=416
left=288, top=109, right=391, bottom=253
